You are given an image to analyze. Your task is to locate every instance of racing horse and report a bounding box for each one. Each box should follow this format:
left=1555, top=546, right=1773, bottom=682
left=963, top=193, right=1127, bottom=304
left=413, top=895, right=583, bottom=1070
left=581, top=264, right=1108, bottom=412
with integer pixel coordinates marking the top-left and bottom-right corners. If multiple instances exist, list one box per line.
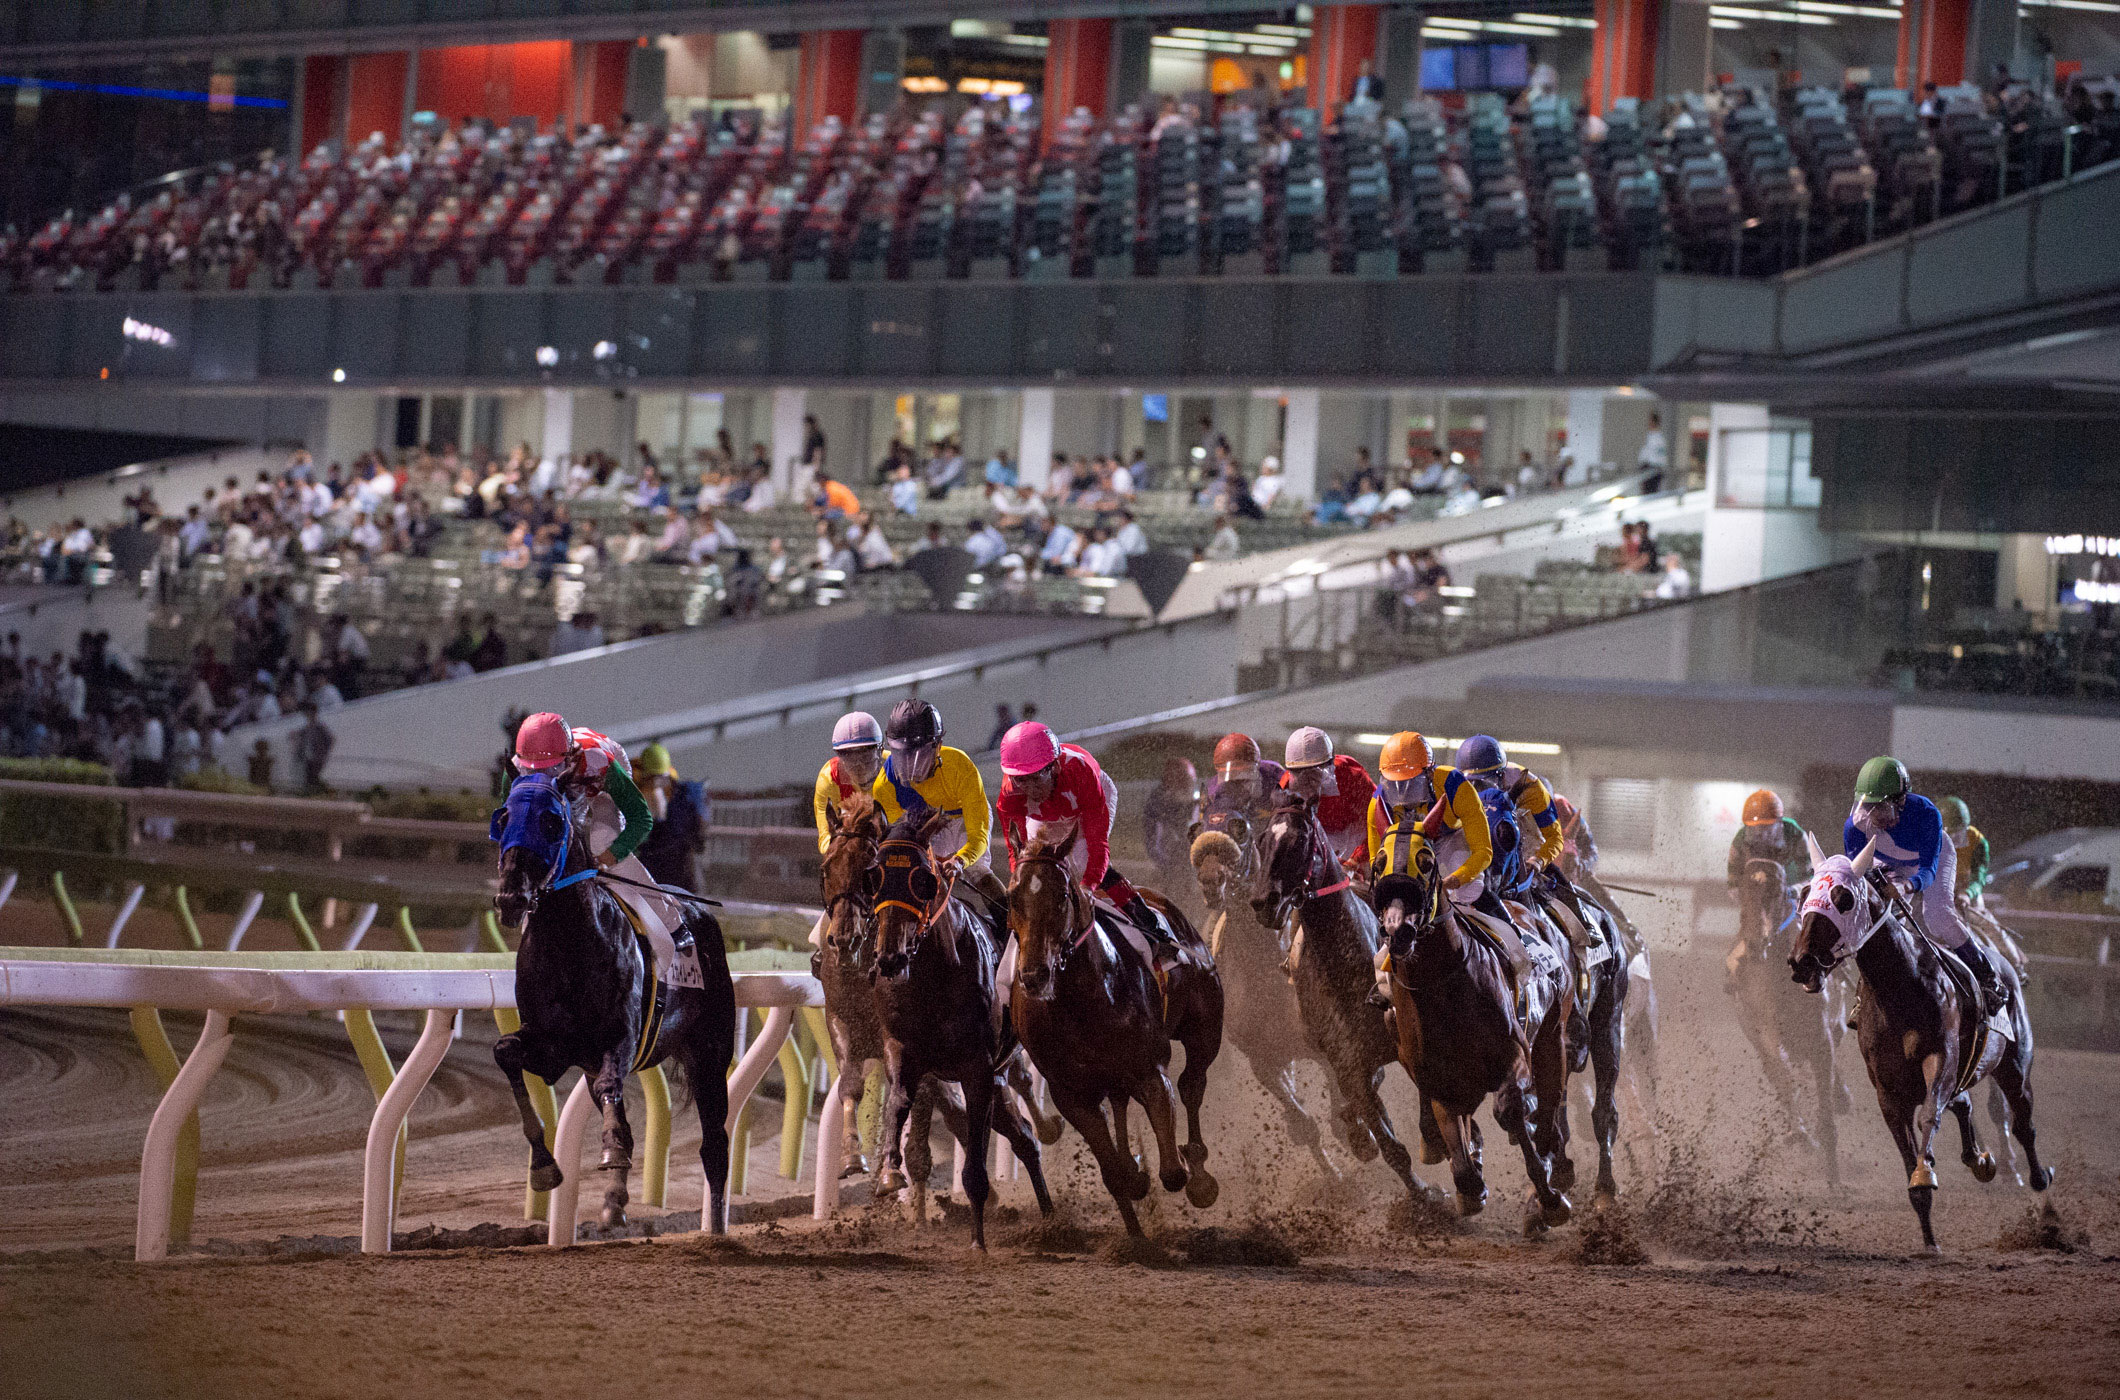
left=1252, top=791, right=1429, bottom=1203
left=1728, top=855, right=1847, bottom=1183
left=1374, top=839, right=1575, bottom=1229
left=491, top=772, right=738, bottom=1232
left=1010, top=830, right=1224, bottom=1236
left=819, top=796, right=1059, bottom=1195
left=1189, top=808, right=1338, bottom=1175
left=1789, top=835, right=2051, bottom=1252
left=1536, top=870, right=1632, bottom=1207
left=869, top=807, right=1055, bottom=1249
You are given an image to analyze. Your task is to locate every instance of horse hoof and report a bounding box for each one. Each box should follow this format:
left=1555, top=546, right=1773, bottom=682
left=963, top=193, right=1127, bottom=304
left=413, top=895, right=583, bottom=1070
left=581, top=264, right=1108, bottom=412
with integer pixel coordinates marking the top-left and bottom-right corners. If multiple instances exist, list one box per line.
left=1185, top=1171, right=1220, bottom=1210
left=600, top=1205, right=628, bottom=1231
left=879, top=1168, right=907, bottom=1195
left=1550, top=1158, right=1577, bottom=1192
left=1542, top=1193, right=1574, bottom=1229
left=840, top=1154, right=869, bottom=1180
left=2031, top=1166, right=2055, bottom=1191
left=1969, top=1151, right=1998, bottom=1184
left=1419, top=1143, right=1446, bottom=1166
left=1920, top=1242, right=1943, bottom=1257
left=1037, top=1118, right=1064, bottom=1146
left=1129, top=1170, right=1153, bottom=1202
left=1592, top=1187, right=1618, bottom=1212
left=1457, top=1189, right=1487, bottom=1218
left=1161, top=1167, right=1189, bottom=1194
left=530, top=1163, right=564, bottom=1192
left=1909, top=1163, right=1938, bottom=1189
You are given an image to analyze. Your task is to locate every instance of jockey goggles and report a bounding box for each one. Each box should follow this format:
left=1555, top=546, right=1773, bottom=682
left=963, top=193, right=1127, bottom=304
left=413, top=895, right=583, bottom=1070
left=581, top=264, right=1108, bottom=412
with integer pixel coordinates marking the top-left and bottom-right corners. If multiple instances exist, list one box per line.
left=889, top=739, right=940, bottom=783
left=837, top=745, right=882, bottom=784
left=1380, top=776, right=1424, bottom=811
left=1288, top=764, right=1339, bottom=801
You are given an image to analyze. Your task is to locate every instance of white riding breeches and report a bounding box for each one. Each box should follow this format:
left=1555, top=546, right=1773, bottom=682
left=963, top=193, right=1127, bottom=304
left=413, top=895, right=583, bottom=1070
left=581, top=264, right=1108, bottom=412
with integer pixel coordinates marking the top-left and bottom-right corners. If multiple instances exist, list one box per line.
left=1913, top=839, right=1973, bottom=951
left=1433, top=826, right=1486, bottom=905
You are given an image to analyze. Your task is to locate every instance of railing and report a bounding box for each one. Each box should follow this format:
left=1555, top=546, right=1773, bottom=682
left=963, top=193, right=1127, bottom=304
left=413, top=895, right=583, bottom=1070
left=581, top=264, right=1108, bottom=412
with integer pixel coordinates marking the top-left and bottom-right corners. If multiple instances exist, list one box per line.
left=0, top=944, right=824, bottom=1258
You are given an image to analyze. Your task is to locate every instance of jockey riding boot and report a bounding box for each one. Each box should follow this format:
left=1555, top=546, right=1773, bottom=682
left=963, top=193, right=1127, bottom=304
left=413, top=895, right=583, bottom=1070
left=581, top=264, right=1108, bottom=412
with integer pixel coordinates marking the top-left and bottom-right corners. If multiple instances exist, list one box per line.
left=1102, top=869, right=1176, bottom=951
left=1953, top=936, right=2008, bottom=1017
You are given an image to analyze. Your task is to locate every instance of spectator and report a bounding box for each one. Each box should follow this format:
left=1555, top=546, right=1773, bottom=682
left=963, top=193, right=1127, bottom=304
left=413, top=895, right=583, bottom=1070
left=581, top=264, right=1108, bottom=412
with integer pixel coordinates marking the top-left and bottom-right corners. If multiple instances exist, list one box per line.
left=803, top=414, right=827, bottom=469
left=1038, top=519, right=1082, bottom=575
left=923, top=443, right=965, bottom=499
left=814, top=471, right=861, bottom=521
left=1638, top=412, right=1669, bottom=492
left=470, top=612, right=508, bottom=671
left=247, top=737, right=276, bottom=789
left=984, top=448, right=1017, bottom=488
left=1205, top=516, right=1241, bottom=561
left=1113, top=509, right=1148, bottom=559
left=910, top=522, right=948, bottom=557
left=726, top=547, right=764, bottom=618
left=986, top=704, right=1016, bottom=751
left=889, top=465, right=921, bottom=516
left=1251, top=456, right=1286, bottom=510
left=965, top=518, right=1008, bottom=567
left=1652, top=552, right=1693, bottom=600
left=852, top=513, right=897, bottom=571
left=1078, top=526, right=1127, bottom=578
left=293, top=702, right=335, bottom=791
left=550, top=610, right=607, bottom=656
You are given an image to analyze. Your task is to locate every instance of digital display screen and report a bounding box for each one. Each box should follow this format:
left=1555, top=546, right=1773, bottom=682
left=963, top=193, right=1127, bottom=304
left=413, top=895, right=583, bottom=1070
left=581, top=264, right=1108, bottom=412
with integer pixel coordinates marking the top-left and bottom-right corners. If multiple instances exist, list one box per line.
left=1419, top=43, right=1534, bottom=92
left=1420, top=46, right=1457, bottom=91
left=1487, top=44, right=1530, bottom=88
left=1142, top=393, right=1169, bottom=423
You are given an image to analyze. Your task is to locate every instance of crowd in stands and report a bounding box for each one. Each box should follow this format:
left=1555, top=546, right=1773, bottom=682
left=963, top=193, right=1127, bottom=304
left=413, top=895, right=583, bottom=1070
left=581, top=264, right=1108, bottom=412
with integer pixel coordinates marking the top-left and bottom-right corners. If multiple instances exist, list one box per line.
left=8, top=68, right=2115, bottom=296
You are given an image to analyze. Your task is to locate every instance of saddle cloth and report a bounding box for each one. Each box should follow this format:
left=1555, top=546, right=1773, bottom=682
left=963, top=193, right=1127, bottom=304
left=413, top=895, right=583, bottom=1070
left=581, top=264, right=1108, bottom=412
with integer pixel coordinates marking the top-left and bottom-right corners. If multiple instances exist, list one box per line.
left=610, top=886, right=706, bottom=991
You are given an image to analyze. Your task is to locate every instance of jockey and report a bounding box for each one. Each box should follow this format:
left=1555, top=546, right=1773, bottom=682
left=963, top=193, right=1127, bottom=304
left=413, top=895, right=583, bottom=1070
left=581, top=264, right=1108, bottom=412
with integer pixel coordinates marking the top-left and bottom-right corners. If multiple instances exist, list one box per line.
left=1280, top=727, right=1377, bottom=867
left=995, top=720, right=1169, bottom=944
left=870, top=698, right=1008, bottom=912
left=1726, top=788, right=1814, bottom=892
left=513, top=710, right=680, bottom=972
left=1940, top=797, right=1991, bottom=905
left=1143, top=756, right=1201, bottom=874
left=1453, top=735, right=1565, bottom=879
left=812, top=711, right=884, bottom=853
left=1201, top=732, right=1287, bottom=828
left=1847, top=757, right=2006, bottom=1014
left=807, top=710, right=885, bottom=952
left=1454, top=735, right=1603, bottom=1000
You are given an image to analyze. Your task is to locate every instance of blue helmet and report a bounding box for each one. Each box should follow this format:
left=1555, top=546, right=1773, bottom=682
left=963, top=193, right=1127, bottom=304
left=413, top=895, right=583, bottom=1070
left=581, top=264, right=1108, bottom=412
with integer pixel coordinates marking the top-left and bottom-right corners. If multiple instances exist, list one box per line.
left=1455, top=734, right=1506, bottom=775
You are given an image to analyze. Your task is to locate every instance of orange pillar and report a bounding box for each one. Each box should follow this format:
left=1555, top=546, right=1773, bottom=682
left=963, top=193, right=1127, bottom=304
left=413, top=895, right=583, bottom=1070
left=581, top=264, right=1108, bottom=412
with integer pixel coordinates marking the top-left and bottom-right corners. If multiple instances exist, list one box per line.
left=1897, top=0, right=1971, bottom=90
left=1589, top=0, right=1661, bottom=112
left=795, top=29, right=865, bottom=131
left=1308, top=4, right=1381, bottom=112
left=1042, top=18, right=1112, bottom=149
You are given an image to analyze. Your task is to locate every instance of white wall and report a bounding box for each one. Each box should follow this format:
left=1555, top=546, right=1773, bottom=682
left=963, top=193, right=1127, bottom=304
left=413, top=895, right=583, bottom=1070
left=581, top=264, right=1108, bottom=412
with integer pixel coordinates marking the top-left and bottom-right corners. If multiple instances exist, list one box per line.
left=0, top=445, right=283, bottom=530
left=1892, top=703, right=2120, bottom=782
left=0, top=584, right=155, bottom=663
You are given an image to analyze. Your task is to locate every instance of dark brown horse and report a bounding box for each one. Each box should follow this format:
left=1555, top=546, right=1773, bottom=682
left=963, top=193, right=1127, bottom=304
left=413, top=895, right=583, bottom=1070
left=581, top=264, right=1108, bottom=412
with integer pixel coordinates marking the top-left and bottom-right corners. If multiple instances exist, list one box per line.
left=1535, top=872, right=1632, bottom=1206
left=1729, top=855, right=1847, bottom=1183
left=1373, top=841, right=1575, bottom=1230
left=1789, top=838, right=2051, bottom=1252
left=1252, top=793, right=1429, bottom=1203
left=1190, top=814, right=1337, bottom=1175
left=869, top=808, right=1054, bottom=1249
left=1009, top=831, right=1224, bottom=1236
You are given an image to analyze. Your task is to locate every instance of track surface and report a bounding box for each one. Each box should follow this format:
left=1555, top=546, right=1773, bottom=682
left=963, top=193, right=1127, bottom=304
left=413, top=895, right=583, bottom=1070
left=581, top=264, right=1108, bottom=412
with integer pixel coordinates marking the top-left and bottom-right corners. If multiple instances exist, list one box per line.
left=5, top=916, right=2120, bottom=1396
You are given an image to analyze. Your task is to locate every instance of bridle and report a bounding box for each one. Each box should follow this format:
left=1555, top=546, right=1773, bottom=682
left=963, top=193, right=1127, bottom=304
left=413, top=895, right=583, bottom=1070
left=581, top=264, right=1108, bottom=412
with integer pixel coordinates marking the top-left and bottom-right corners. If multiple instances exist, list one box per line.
left=1011, top=846, right=1098, bottom=966
left=493, top=776, right=593, bottom=918
left=873, top=835, right=955, bottom=942
left=1258, top=803, right=1350, bottom=926
left=820, top=828, right=882, bottom=957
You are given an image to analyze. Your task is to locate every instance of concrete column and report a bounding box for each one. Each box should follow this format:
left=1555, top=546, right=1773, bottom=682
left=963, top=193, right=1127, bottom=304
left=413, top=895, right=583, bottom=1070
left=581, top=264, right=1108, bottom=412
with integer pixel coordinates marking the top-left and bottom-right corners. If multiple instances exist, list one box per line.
left=1379, top=6, right=1423, bottom=105
left=1995, top=534, right=2057, bottom=618
left=1282, top=389, right=1321, bottom=503
left=402, top=47, right=420, bottom=141
left=1658, top=0, right=1713, bottom=98
left=770, top=386, right=807, bottom=494
left=626, top=40, right=669, bottom=125
left=540, top=388, right=574, bottom=463
left=860, top=29, right=906, bottom=119
left=1018, top=388, right=1055, bottom=489
left=1700, top=403, right=1770, bottom=594
left=321, top=392, right=377, bottom=468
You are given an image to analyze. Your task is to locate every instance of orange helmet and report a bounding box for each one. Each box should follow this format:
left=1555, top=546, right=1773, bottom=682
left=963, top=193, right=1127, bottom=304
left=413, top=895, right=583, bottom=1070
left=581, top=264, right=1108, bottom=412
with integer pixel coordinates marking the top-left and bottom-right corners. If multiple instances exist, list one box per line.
left=1378, top=731, right=1433, bottom=781
left=1742, top=788, right=1784, bottom=826
left=1212, top=733, right=1260, bottom=778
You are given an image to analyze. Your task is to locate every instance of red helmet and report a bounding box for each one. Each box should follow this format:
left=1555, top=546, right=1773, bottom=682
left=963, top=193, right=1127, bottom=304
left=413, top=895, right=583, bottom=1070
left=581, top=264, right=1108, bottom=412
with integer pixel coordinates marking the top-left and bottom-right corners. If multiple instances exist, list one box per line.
left=998, top=721, right=1061, bottom=776
left=514, top=712, right=575, bottom=772
left=1212, top=733, right=1260, bottom=776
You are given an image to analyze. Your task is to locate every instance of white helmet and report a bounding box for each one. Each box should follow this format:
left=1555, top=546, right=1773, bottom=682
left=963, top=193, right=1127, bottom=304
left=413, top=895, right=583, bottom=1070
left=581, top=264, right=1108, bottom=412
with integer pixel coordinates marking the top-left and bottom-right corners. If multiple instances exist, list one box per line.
left=831, top=711, right=883, bottom=751
left=1284, top=726, right=1335, bottom=771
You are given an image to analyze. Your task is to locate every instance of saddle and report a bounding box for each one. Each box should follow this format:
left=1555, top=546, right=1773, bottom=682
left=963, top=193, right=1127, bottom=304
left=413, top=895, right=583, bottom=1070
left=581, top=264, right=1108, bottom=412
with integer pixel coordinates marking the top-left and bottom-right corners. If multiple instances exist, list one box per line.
left=1460, top=901, right=1537, bottom=987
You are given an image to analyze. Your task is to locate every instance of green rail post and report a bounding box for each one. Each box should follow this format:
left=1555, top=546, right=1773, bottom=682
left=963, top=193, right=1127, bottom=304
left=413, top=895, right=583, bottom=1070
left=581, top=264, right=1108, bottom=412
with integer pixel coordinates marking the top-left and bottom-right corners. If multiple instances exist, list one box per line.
left=492, top=1005, right=555, bottom=1221
left=776, top=1017, right=813, bottom=1181
left=284, top=892, right=322, bottom=953
left=344, top=1009, right=405, bottom=1215
left=640, top=1066, right=670, bottom=1208
left=172, top=885, right=203, bottom=951
left=394, top=907, right=425, bottom=954
left=862, top=1063, right=887, bottom=1159
left=480, top=910, right=508, bottom=954
left=51, top=871, right=83, bottom=947
left=128, top=1006, right=200, bottom=1246
left=728, top=1008, right=757, bottom=1198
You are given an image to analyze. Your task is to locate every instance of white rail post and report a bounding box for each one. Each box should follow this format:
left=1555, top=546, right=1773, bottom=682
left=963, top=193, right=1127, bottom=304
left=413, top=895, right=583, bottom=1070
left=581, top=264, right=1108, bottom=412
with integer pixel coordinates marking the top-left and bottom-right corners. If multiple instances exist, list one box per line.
left=361, top=1008, right=457, bottom=1253
left=340, top=903, right=380, bottom=951
left=812, top=1073, right=846, bottom=1219
left=103, top=883, right=146, bottom=948
left=136, top=1010, right=235, bottom=1262
left=545, top=1077, right=598, bottom=1247
left=223, top=891, right=265, bottom=950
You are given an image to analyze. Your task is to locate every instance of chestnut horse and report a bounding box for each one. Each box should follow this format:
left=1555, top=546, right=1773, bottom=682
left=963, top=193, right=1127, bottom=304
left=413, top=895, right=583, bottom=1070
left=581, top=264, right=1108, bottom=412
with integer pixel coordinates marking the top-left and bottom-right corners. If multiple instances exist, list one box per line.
left=1010, top=830, right=1224, bottom=1236
left=1373, top=839, right=1575, bottom=1230
left=869, top=808, right=1054, bottom=1249
left=1789, top=836, right=2050, bottom=1252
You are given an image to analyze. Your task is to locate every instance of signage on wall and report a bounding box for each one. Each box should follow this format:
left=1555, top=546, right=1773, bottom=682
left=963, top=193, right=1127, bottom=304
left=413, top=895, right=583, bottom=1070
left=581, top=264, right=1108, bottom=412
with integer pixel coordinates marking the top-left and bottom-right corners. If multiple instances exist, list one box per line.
left=2045, top=534, right=2120, bottom=557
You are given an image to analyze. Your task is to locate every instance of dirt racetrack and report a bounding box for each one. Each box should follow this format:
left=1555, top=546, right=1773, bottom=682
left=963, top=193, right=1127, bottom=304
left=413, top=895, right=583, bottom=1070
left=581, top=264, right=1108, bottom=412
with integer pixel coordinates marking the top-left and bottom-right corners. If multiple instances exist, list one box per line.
left=4, top=935, right=2120, bottom=1397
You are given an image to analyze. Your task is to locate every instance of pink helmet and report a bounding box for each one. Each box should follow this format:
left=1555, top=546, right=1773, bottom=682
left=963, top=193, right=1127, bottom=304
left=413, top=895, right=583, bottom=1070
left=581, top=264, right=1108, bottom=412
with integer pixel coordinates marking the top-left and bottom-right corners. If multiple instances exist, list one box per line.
left=998, top=720, right=1061, bottom=777
left=514, top=712, right=575, bottom=772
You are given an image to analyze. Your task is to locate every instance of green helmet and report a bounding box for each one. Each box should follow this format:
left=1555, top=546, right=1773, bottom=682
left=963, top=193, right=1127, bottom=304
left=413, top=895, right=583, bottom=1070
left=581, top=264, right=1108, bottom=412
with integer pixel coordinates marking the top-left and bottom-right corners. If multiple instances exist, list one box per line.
left=635, top=742, right=675, bottom=778
left=1939, top=796, right=1970, bottom=834
left=1854, top=756, right=1910, bottom=803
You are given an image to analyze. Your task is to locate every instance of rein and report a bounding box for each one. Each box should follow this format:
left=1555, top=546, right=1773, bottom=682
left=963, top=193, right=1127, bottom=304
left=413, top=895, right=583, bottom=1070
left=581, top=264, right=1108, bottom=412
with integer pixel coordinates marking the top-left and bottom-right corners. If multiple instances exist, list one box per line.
left=874, top=836, right=956, bottom=936
left=1015, top=849, right=1097, bottom=954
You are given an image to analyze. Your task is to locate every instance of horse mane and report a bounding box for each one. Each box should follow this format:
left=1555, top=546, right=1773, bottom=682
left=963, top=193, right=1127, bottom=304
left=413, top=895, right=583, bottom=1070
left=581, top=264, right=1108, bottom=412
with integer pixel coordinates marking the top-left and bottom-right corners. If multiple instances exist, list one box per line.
left=838, top=791, right=886, bottom=839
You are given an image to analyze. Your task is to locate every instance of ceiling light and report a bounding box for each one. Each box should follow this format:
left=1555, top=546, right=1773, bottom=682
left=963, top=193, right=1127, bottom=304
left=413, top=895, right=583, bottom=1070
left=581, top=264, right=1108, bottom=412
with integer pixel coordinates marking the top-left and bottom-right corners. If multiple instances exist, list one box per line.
left=2019, top=0, right=2120, bottom=10
left=1710, top=15, right=1746, bottom=24
left=1482, top=21, right=1565, bottom=35
left=1709, top=5, right=1837, bottom=21
left=1514, top=11, right=1600, bottom=24
left=1792, top=1, right=1903, bottom=15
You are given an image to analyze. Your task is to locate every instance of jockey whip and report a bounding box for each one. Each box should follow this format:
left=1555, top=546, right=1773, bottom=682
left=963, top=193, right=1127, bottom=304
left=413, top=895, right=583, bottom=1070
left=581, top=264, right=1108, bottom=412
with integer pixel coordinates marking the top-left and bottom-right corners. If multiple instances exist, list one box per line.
left=575, top=867, right=725, bottom=908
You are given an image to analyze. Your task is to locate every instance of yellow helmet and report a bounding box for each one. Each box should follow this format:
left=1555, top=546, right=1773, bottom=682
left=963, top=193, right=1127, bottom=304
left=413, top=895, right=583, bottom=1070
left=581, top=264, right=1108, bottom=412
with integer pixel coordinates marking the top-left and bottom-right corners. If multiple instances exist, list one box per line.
left=634, top=742, right=676, bottom=779
left=1378, top=731, right=1433, bottom=782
